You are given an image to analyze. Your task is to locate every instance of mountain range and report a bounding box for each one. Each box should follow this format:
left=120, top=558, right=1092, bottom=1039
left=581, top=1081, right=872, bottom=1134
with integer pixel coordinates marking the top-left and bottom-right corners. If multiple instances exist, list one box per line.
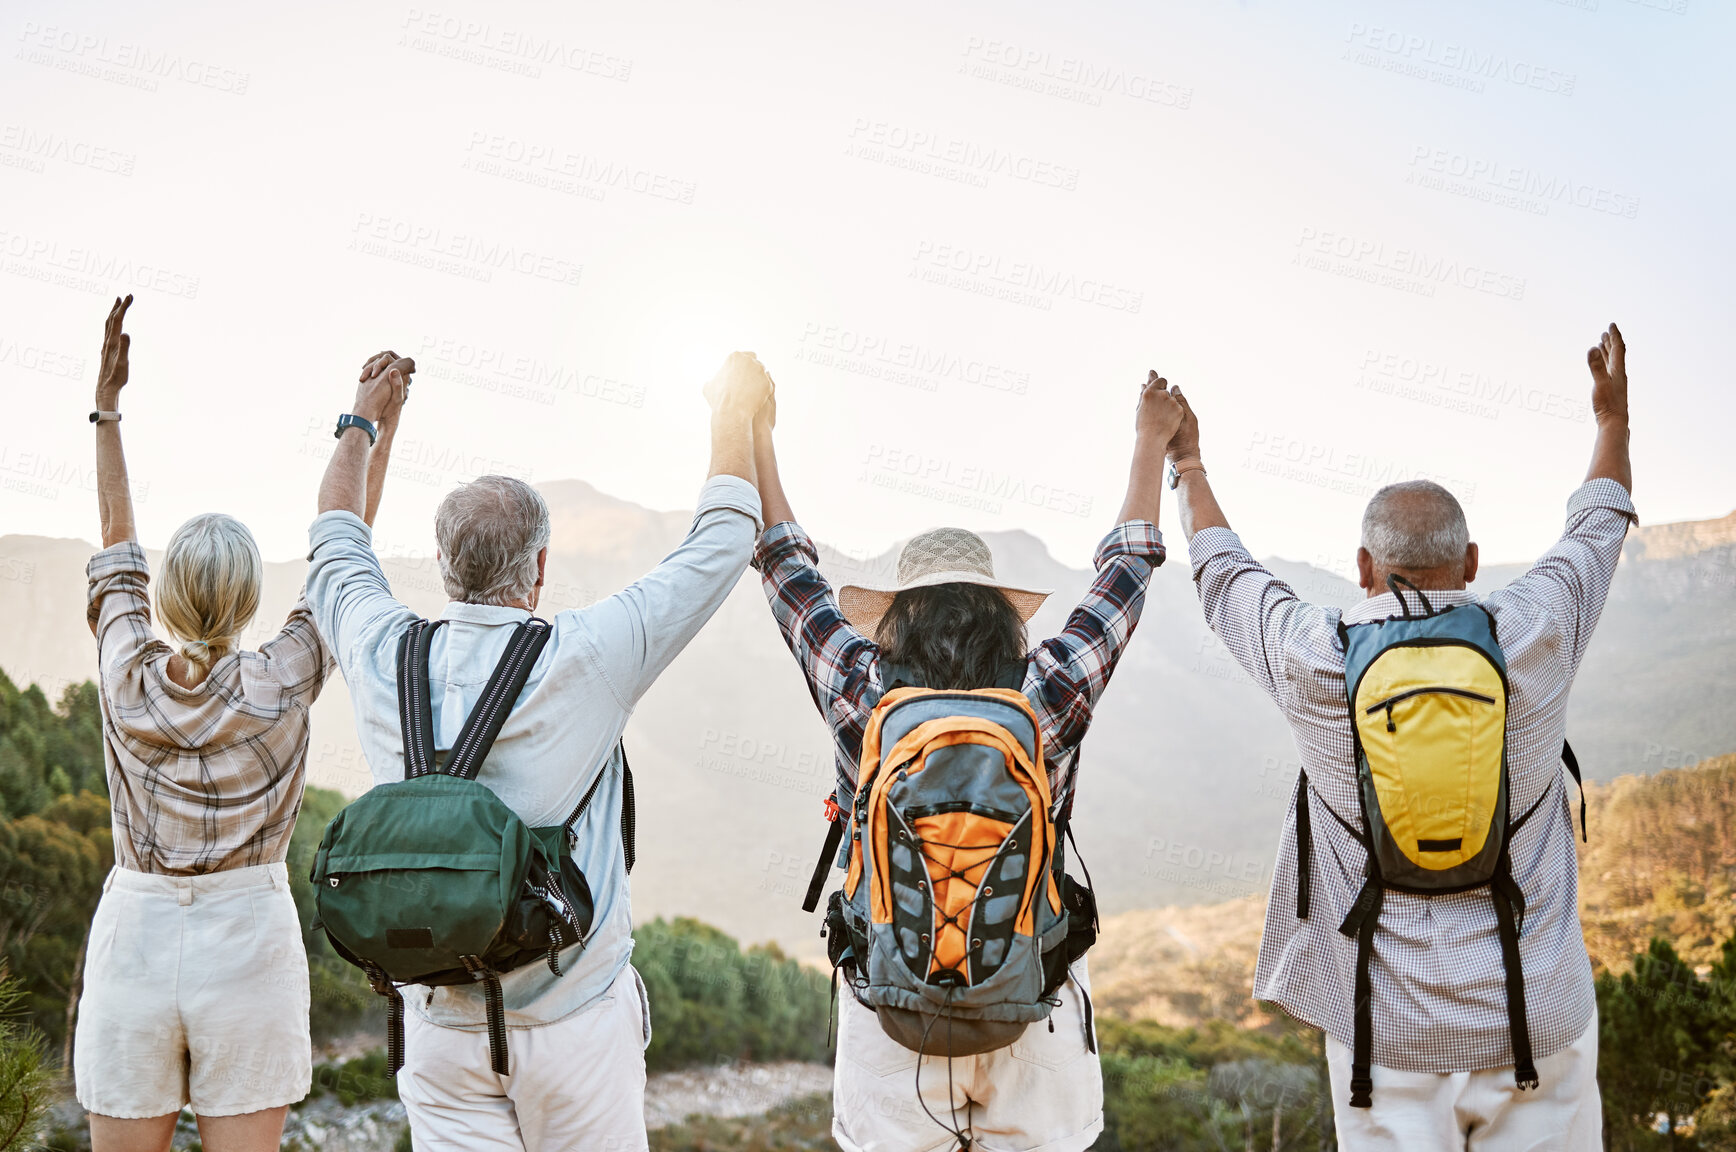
left=2, top=482, right=1731, bottom=962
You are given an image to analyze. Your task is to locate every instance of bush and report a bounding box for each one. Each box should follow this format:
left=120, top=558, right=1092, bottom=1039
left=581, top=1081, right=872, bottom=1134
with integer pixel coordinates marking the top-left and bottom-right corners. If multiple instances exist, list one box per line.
left=635, top=918, right=833, bottom=1071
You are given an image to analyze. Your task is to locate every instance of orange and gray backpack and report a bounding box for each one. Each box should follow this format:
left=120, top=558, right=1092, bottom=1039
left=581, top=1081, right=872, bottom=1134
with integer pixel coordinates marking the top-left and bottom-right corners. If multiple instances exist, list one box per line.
left=804, top=662, right=1098, bottom=1064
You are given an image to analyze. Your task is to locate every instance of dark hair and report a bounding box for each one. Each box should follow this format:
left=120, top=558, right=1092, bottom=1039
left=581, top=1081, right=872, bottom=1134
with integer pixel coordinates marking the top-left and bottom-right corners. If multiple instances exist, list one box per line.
left=877, top=583, right=1028, bottom=690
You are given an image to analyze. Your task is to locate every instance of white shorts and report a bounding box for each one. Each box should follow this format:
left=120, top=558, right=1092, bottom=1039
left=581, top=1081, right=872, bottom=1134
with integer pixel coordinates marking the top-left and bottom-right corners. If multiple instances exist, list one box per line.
left=74, top=863, right=312, bottom=1119
left=1327, top=1015, right=1602, bottom=1151
left=832, top=962, right=1104, bottom=1152
left=397, top=963, right=652, bottom=1151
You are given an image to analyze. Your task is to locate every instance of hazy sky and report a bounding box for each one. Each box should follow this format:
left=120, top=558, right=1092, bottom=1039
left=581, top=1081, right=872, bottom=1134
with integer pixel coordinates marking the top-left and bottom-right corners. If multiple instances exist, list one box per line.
left=2, top=0, right=1729, bottom=580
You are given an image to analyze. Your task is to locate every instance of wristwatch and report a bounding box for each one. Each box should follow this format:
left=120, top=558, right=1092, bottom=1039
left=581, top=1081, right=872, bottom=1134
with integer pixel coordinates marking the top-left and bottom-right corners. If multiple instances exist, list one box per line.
left=89, top=411, right=122, bottom=424
left=1168, top=460, right=1206, bottom=489
left=334, top=413, right=378, bottom=447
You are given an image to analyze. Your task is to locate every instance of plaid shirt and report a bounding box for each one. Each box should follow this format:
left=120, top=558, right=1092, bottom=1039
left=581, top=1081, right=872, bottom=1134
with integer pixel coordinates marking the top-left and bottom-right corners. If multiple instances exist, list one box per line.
left=87, top=541, right=333, bottom=874
left=752, top=519, right=1165, bottom=810
left=1189, top=478, right=1637, bottom=1073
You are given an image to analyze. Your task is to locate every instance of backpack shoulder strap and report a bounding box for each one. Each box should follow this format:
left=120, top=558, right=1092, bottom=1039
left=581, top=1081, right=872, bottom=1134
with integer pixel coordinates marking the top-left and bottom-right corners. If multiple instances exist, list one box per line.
left=396, top=618, right=444, bottom=779
left=443, top=619, right=554, bottom=781
left=560, top=740, right=634, bottom=869
left=1562, top=740, right=1587, bottom=843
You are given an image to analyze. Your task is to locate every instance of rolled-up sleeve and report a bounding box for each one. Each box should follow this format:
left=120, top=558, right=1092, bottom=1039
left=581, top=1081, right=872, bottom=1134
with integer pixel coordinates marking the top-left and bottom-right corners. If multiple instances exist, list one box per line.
left=752, top=520, right=879, bottom=739
left=1487, top=477, right=1637, bottom=677
left=1189, top=526, right=1321, bottom=708
left=579, top=475, right=763, bottom=706
left=306, top=510, right=413, bottom=680
left=1029, top=520, right=1164, bottom=759
left=87, top=541, right=162, bottom=683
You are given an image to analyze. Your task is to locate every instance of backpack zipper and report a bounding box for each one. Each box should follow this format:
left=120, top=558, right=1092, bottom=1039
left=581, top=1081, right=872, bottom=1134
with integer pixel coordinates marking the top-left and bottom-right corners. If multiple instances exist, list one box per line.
left=1365, top=686, right=1497, bottom=732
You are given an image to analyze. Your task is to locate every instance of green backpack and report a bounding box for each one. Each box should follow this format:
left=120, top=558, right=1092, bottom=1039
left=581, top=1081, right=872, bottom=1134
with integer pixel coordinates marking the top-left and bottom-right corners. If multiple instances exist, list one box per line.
left=310, top=618, right=635, bottom=1076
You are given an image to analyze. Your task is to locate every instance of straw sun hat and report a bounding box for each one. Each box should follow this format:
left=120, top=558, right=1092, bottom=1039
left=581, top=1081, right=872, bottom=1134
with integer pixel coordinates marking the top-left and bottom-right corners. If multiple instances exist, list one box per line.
left=838, top=527, right=1052, bottom=640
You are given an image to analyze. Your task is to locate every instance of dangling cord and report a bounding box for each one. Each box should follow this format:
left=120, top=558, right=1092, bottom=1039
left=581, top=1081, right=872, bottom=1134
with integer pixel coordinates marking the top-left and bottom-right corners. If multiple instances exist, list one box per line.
left=914, top=987, right=973, bottom=1151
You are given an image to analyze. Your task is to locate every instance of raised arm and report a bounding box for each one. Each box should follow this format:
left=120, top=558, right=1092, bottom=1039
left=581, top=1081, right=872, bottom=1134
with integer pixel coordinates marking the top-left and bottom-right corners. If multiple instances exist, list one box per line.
left=1164, top=384, right=1230, bottom=542
left=1486, top=323, right=1637, bottom=675
left=317, top=352, right=410, bottom=518
left=1585, top=323, right=1632, bottom=493
left=92, top=296, right=137, bottom=547
left=752, top=390, right=794, bottom=527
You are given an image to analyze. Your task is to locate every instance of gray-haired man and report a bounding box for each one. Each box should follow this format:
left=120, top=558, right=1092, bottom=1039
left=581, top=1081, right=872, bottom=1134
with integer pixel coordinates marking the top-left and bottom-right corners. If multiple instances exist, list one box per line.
left=307, top=351, right=771, bottom=1150
left=1165, top=326, right=1634, bottom=1150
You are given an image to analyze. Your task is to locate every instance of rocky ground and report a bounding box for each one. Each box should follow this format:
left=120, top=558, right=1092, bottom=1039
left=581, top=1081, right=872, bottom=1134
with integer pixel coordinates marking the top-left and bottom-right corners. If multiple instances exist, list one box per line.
left=41, top=1059, right=833, bottom=1151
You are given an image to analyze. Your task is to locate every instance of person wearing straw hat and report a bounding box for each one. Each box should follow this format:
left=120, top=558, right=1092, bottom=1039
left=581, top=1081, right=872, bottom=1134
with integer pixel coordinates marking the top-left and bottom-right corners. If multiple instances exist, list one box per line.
left=750, top=369, right=1185, bottom=1152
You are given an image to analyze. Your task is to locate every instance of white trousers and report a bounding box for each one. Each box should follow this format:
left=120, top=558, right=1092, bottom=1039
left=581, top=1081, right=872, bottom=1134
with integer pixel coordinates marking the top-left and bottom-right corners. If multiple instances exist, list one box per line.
left=1327, top=1016, right=1602, bottom=1151
left=397, top=964, right=651, bottom=1152
left=832, top=963, right=1104, bottom=1152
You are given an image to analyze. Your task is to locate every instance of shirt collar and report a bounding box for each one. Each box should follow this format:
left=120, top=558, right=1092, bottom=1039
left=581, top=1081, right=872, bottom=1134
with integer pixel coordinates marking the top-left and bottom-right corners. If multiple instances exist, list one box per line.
left=1342, top=588, right=1480, bottom=625
left=440, top=601, right=533, bottom=625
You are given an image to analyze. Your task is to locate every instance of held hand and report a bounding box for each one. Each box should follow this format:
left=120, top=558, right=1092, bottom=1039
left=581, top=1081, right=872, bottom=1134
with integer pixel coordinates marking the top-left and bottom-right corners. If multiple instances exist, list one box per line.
left=1587, top=323, right=1627, bottom=427
left=754, top=391, right=777, bottom=437
left=1166, top=383, right=1200, bottom=464
left=354, top=349, right=415, bottom=427
left=1135, top=369, right=1184, bottom=447
left=95, top=295, right=134, bottom=409
left=704, top=351, right=774, bottom=417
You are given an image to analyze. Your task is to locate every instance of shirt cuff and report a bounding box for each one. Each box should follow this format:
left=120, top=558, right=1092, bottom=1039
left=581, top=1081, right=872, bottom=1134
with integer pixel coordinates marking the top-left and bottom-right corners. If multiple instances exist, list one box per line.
left=752, top=520, right=818, bottom=573
left=1095, top=520, right=1166, bottom=569
left=308, top=509, right=372, bottom=559
left=1187, top=526, right=1253, bottom=578
left=694, top=475, right=764, bottom=535
left=87, top=540, right=149, bottom=584
left=1568, top=477, right=1638, bottom=525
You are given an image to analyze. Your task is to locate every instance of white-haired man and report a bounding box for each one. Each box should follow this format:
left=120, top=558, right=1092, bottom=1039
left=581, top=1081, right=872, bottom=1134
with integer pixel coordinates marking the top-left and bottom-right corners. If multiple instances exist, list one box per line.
left=1165, top=326, right=1634, bottom=1150
left=306, top=351, right=771, bottom=1150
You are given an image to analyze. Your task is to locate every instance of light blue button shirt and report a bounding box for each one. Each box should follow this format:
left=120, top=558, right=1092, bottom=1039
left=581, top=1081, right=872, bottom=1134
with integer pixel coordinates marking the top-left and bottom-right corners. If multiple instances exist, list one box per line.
left=306, top=475, right=762, bottom=1028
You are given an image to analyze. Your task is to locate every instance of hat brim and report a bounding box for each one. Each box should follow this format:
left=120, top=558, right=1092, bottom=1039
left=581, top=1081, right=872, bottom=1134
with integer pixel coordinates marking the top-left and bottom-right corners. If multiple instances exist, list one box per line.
left=838, top=570, right=1052, bottom=640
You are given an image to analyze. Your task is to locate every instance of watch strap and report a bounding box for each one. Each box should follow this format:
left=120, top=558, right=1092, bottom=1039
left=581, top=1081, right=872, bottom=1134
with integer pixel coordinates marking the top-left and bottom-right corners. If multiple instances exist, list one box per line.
left=335, top=413, right=378, bottom=447
left=89, top=411, right=122, bottom=424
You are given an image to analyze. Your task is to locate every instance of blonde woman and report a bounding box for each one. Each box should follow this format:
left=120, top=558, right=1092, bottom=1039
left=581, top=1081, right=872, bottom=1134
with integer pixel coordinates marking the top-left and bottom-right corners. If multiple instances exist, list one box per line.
left=76, top=296, right=406, bottom=1152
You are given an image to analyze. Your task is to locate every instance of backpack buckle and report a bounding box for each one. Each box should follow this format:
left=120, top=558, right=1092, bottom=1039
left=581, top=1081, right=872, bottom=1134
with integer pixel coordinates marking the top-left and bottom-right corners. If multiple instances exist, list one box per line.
left=823, top=796, right=844, bottom=823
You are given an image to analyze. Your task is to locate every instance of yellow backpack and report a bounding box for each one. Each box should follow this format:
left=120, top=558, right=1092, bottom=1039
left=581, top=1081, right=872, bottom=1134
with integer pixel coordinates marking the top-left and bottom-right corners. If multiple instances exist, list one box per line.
left=1297, top=577, right=1585, bottom=1108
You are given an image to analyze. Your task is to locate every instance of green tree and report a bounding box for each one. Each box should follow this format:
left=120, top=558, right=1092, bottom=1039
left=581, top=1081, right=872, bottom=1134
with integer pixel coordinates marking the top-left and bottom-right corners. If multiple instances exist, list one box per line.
left=0, top=968, right=52, bottom=1151
left=287, top=785, right=377, bottom=1043
left=1599, top=937, right=1731, bottom=1149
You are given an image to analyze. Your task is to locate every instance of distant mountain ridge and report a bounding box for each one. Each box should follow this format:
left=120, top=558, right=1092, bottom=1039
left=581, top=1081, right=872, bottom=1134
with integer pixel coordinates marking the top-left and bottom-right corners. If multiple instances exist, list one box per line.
left=1, top=483, right=1730, bottom=961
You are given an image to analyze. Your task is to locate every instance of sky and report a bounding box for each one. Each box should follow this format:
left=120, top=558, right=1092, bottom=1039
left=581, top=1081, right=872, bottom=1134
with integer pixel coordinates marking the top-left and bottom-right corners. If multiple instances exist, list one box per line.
left=1, top=0, right=1729, bottom=579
